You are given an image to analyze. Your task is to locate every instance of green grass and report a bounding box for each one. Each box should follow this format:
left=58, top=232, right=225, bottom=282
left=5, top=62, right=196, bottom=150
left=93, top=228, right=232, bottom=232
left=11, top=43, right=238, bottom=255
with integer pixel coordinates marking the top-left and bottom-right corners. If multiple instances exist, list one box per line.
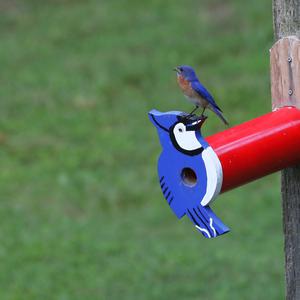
left=0, top=0, right=284, bottom=299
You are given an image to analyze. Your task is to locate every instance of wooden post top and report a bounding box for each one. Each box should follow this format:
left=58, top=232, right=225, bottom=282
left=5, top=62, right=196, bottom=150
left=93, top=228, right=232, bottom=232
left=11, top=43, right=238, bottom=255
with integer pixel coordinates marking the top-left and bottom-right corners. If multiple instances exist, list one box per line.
left=270, top=36, right=300, bottom=110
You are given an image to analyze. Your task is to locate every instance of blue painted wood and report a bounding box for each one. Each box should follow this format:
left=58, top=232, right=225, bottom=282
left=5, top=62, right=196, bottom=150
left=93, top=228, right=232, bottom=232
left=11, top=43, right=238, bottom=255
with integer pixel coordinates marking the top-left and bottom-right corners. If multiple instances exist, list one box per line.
left=149, top=109, right=229, bottom=238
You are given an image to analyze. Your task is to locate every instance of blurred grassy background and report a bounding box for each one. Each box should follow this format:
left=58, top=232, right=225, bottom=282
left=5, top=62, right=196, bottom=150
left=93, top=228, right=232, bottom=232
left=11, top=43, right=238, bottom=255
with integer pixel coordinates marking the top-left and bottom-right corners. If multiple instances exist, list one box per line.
left=0, top=0, right=284, bottom=299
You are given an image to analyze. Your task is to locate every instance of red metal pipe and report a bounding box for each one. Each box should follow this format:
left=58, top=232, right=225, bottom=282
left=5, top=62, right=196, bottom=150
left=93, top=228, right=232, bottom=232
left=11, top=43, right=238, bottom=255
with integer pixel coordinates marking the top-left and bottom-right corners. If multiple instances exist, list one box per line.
left=206, top=106, right=300, bottom=193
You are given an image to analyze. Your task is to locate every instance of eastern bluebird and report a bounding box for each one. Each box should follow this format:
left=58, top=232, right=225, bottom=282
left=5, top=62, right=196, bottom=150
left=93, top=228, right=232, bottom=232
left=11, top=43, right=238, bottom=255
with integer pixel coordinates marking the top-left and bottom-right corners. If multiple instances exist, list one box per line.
left=174, top=65, right=229, bottom=125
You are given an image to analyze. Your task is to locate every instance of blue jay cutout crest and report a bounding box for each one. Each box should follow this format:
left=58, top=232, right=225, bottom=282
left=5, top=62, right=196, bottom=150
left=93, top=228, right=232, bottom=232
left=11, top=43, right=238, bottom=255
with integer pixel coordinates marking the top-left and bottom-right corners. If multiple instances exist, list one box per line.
left=149, top=110, right=230, bottom=238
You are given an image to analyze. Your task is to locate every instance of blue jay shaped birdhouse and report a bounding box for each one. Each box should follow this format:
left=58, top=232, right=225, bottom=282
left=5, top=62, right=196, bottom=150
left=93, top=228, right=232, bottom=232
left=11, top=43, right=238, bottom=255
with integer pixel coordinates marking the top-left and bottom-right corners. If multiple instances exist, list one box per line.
left=149, top=110, right=229, bottom=238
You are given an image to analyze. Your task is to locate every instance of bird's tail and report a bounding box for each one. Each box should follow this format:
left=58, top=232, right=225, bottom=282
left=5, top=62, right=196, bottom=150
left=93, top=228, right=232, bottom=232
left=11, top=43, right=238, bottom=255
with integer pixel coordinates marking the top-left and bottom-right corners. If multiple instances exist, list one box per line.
left=186, top=205, right=230, bottom=239
left=209, top=105, right=229, bottom=126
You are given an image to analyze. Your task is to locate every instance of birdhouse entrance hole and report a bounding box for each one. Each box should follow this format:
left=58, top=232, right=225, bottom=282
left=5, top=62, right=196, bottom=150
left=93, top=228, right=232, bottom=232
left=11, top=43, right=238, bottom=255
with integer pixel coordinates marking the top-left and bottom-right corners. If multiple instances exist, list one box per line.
left=181, top=168, right=197, bottom=187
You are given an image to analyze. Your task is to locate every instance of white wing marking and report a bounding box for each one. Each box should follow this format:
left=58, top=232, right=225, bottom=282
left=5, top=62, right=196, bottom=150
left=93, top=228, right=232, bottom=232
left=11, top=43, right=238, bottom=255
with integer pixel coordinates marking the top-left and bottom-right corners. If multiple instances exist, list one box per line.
left=195, top=225, right=211, bottom=238
left=209, top=218, right=217, bottom=237
left=200, top=147, right=223, bottom=206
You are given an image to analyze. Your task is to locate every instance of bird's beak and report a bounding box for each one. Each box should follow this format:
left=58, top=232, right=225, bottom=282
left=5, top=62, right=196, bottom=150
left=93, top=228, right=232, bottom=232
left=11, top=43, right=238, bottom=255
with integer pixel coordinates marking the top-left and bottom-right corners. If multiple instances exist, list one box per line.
left=173, top=67, right=180, bottom=73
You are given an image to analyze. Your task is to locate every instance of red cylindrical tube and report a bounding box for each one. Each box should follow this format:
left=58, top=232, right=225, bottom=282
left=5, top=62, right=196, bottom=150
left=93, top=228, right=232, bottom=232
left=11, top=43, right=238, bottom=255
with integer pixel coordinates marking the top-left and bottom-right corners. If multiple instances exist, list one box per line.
left=206, top=106, right=300, bottom=193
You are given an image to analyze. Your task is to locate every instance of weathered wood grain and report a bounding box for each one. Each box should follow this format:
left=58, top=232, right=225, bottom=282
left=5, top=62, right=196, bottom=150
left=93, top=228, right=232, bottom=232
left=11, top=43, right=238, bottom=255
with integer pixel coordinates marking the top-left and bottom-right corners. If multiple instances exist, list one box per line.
left=282, top=165, right=300, bottom=300
left=272, top=1, right=300, bottom=299
left=270, top=36, right=300, bottom=110
left=273, top=0, right=300, bottom=40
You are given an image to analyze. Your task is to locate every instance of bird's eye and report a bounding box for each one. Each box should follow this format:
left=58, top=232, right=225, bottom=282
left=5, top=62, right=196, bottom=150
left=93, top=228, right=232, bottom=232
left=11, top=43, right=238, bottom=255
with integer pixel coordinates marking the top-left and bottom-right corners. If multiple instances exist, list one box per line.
left=174, top=123, right=185, bottom=134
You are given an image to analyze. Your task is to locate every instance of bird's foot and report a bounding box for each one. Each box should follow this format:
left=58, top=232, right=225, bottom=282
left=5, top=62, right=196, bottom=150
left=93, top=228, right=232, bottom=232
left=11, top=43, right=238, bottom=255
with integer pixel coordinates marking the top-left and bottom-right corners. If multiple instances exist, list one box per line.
left=200, top=114, right=208, bottom=120
left=185, top=114, right=194, bottom=120
left=180, top=112, right=207, bottom=124
left=181, top=113, right=194, bottom=121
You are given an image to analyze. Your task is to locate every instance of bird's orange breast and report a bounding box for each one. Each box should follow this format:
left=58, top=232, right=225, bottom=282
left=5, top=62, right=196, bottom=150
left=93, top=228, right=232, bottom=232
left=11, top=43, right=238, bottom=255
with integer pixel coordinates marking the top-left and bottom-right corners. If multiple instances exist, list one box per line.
left=177, top=75, right=195, bottom=97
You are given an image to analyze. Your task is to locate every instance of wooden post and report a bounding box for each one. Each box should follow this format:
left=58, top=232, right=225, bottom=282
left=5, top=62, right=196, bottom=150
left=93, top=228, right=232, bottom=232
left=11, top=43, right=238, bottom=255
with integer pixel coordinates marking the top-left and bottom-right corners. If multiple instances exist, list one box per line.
left=272, top=1, right=300, bottom=299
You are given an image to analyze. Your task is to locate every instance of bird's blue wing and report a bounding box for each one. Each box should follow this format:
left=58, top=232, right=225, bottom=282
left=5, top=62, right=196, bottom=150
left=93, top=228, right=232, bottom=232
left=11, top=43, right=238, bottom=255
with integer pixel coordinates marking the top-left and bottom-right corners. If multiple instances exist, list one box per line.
left=191, top=81, right=222, bottom=112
